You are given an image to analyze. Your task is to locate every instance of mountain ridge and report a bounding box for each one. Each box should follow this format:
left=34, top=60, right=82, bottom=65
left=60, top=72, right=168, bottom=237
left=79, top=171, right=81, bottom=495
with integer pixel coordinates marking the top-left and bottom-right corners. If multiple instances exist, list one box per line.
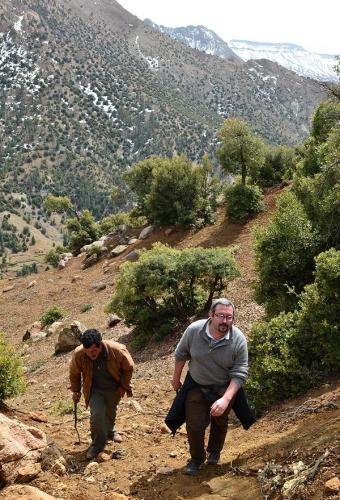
left=146, top=19, right=338, bottom=82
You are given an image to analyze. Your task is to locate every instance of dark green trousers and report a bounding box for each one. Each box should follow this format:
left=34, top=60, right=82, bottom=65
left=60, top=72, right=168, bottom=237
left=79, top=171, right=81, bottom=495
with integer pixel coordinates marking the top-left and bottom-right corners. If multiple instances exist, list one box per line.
left=89, top=389, right=121, bottom=453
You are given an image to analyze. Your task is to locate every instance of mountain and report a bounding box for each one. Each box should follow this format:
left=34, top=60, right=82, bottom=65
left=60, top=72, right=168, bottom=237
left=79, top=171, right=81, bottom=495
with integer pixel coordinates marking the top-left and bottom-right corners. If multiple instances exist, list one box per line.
left=229, top=40, right=338, bottom=82
left=144, top=20, right=240, bottom=62
left=147, top=20, right=338, bottom=82
left=0, top=0, right=326, bottom=219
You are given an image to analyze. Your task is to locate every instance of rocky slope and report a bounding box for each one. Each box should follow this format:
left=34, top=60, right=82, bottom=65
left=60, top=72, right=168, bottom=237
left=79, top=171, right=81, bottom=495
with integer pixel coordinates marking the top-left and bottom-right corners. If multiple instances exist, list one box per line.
left=1, top=187, right=339, bottom=499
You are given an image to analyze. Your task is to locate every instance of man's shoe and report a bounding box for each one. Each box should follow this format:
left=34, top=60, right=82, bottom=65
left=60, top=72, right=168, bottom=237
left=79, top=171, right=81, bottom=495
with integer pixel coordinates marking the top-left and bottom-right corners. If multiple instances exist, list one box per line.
left=112, top=431, right=123, bottom=443
left=207, top=451, right=220, bottom=465
left=86, top=446, right=98, bottom=460
left=183, top=460, right=202, bottom=476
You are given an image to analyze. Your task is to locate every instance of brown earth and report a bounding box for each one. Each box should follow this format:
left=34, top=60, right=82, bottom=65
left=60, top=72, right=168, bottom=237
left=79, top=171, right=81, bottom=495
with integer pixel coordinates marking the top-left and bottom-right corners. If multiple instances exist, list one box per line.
left=1, top=186, right=339, bottom=499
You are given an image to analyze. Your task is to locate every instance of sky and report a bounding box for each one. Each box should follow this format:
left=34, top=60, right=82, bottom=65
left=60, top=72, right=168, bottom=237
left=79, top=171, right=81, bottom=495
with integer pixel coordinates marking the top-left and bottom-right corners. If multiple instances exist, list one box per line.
left=118, top=0, right=340, bottom=55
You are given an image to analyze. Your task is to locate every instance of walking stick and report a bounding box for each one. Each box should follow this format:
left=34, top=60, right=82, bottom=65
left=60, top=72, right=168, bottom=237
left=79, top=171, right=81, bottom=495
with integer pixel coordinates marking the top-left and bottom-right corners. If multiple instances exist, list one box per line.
left=74, top=401, right=81, bottom=444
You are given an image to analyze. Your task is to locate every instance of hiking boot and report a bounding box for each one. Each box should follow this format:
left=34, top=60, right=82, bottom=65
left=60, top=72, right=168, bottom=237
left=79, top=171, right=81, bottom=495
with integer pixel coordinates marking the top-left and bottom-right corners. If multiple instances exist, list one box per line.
left=207, top=451, right=220, bottom=465
left=86, top=446, right=99, bottom=460
left=183, top=460, right=202, bottom=476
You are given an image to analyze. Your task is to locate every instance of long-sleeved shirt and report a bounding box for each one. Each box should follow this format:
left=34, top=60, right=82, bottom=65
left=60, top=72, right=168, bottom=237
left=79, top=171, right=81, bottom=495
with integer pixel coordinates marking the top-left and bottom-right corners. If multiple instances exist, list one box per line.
left=175, top=319, right=248, bottom=386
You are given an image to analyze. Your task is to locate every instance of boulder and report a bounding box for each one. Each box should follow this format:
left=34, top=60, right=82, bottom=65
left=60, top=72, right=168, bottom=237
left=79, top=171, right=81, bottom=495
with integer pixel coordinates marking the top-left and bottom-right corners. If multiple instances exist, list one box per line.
left=128, top=238, right=139, bottom=245
left=107, top=314, right=121, bottom=328
left=23, top=321, right=44, bottom=341
left=138, top=225, right=155, bottom=240
left=81, top=253, right=98, bottom=269
left=2, top=485, right=61, bottom=499
left=0, top=413, right=47, bottom=485
left=2, top=285, right=15, bottom=293
left=27, top=281, right=37, bottom=289
left=46, top=321, right=63, bottom=337
left=102, top=233, right=121, bottom=249
left=16, top=463, right=42, bottom=483
left=125, top=250, right=139, bottom=262
left=57, top=259, right=66, bottom=270
left=325, top=477, right=340, bottom=493
left=54, top=320, right=87, bottom=354
left=110, top=245, right=128, bottom=257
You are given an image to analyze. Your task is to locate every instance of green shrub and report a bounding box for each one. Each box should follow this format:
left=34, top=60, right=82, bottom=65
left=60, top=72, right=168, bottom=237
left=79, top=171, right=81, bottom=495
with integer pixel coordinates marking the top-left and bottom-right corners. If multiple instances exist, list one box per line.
left=0, top=332, right=25, bottom=401
left=51, top=399, right=74, bottom=416
left=66, top=209, right=98, bottom=255
left=124, top=155, right=219, bottom=227
left=225, top=183, right=265, bottom=223
left=39, top=305, right=65, bottom=326
left=16, top=262, right=38, bottom=276
left=252, top=145, right=295, bottom=187
left=254, top=190, right=319, bottom=317
left=247, top=249, right=340, bottom=413
left=246, top=313, right=312, bottom=412
left=80, top=303, right=93, bottom=313
left=98, top=212, right=147, bottom=237
left=45, top=246, right=66, bottom=268
left=106, top=243, right=240, bottom=346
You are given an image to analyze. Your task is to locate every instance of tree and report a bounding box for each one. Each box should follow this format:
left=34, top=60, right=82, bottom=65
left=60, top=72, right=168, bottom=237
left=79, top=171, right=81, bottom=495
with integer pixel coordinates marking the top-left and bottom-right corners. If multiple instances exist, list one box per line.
left=311, top=99, right=340, bottom=144
left=106, top=243, right=240, bottom=346
left=217, top=118, right=265, bottom=185
left=66, top=209, right=98, bottom=255
left=43, top=194, right=77, bottom=218
left=254, top=191, right=319, bottom=317
left=125, top=155, right=220, bottom=227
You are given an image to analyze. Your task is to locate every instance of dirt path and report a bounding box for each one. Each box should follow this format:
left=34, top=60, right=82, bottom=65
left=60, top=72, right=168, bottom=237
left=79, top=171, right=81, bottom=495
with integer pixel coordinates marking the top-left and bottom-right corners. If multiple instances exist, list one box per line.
left=2, top=187, right=339, bottom=499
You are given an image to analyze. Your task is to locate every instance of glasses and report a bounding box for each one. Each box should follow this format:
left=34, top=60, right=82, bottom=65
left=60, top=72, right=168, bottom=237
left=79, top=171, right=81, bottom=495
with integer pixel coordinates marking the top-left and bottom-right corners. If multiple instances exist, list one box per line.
left=214, top=313, right=233, bottom=321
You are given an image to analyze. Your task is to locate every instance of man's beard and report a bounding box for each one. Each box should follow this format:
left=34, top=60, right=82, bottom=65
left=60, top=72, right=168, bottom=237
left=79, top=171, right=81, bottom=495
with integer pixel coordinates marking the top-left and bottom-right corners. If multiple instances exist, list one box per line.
left=217, top=324, right=228, bottom=333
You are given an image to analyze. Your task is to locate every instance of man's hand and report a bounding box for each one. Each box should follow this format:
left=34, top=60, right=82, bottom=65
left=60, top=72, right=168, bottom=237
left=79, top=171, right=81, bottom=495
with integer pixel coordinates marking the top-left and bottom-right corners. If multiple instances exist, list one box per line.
left=171, top=377, right=182, bottom=391
left=72, top=392, right=81, bottom=403
left=210, top=397, right=231, bottom=417
left=118, top=386, right=126, bottom=398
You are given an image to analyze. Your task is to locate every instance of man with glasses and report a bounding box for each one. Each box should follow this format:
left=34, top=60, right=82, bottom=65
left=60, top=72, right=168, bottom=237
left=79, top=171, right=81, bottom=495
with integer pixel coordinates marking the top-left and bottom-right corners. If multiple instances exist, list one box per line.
left=171, top=298, right=248, bottom=475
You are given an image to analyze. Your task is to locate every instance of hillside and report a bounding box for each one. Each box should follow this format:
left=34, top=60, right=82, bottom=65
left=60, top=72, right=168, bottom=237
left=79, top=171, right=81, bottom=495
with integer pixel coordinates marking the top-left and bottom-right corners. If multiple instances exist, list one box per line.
left=1, top=187, right=339, bottom=499
left=0, top=0, right=326, bottom=218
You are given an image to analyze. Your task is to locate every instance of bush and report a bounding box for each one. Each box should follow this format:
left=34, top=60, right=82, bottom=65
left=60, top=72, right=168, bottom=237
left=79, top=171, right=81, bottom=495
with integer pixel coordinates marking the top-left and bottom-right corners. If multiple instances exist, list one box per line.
left=252, top=145, right=295, bottom=187
left=45, top=246, right=66, bottom=268
left=106, top=243, right=240, bottom=346
left=39, top=305, right=65, bottom=326
left=80, top=303, right=93, bottom=313
left=225, top=183, right=264, bottom=223
left=98, top=212, right=147, bottom=237
left=0, top=332, right=25, bottom=401
left=66, top=209, right=98, bottom=255
left=16, top=262, right=38, bottom=276
left=246, top=313, right=313, bottom=412
left=125, top=155, right=219, bottom=227
left=247, top=248, right=340, bottom=413
left=254, top=190, right=319, bottom=317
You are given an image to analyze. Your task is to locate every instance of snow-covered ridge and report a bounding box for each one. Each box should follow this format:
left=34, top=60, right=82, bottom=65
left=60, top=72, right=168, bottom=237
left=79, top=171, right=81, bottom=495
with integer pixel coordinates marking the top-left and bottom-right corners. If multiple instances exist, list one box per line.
left=230, top=40, right=338, bottom=82
left=146, top=19, right=338, bottom=82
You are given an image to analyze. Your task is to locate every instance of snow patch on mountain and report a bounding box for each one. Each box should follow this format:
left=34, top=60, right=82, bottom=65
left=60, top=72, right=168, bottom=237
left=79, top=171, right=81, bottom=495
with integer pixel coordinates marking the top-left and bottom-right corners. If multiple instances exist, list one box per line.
left=230, top=40, right=338, bottom=82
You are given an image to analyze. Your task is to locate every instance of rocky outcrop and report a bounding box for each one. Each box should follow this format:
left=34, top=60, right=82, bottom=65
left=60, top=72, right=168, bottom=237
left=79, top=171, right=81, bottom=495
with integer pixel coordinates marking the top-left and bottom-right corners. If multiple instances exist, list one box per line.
left=54, top=320, right=87, bottom=354
left=2, top=485, right=61, bottom=499
left=0, top=413, right=46, bottom=485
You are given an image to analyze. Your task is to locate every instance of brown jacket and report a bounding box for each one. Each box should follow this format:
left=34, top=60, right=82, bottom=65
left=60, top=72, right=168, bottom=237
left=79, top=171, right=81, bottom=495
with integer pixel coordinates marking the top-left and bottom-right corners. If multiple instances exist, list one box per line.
left=69, top=340, right=134, bottom=407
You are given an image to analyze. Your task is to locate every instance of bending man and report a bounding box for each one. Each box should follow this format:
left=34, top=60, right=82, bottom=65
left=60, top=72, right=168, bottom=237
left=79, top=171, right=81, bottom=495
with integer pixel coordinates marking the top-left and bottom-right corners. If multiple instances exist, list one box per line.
left=69, top=329, right=134, bottom=460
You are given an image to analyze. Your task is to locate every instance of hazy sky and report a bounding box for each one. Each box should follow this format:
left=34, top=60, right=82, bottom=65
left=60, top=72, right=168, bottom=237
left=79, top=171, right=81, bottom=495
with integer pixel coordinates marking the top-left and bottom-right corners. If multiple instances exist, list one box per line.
left=118, top=0, right=340, bottom=55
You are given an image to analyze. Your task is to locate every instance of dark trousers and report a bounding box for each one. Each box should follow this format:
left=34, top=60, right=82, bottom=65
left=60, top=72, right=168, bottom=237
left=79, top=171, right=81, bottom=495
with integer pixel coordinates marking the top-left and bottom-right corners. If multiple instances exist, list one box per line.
left=89, top=389, right=121, bottom=453
left=185, top=387, right=231, bottom=464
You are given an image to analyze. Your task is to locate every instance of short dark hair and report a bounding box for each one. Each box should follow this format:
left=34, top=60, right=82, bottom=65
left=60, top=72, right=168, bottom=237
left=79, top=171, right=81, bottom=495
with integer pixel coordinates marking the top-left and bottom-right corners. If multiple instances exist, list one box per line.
left=80, top=329, right=102, bottom=348
left=210, top=298, right=235, bottom=314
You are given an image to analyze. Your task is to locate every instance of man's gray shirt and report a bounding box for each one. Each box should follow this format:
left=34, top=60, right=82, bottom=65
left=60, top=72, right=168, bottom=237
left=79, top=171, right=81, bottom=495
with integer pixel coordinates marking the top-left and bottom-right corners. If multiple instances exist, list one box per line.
left=175, top=319, right=248, bottom=387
